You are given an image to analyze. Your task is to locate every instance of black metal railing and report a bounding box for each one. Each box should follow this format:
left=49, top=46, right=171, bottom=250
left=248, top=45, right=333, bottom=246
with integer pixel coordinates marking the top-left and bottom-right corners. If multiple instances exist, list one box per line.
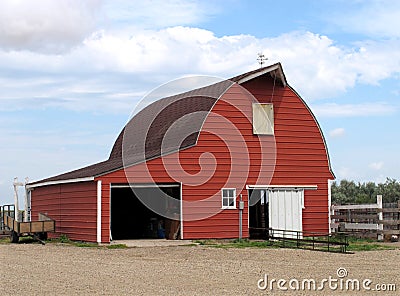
left=268, top=228, right=350, bottom=253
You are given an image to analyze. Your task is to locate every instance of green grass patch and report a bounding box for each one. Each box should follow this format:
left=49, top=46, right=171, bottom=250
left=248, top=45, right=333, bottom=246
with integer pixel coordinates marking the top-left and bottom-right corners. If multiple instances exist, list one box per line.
left=107, top=244, right=128, bottom=249
left=0, top=233, right=123, bottom=249
left=18, top=236, right=37, bottom=244
left=2, top=235, right=44, bottom=244
left=74, top=242, right=99, bottom=248
left=347, top=241, right=395, bottom=252
left=179, top=243, right=199, bottom=247
left=48, top=236, right=128, bottom=249
left=59, top=234, right=71, bottom=243
left=340, top=237, right=396, bottom=252
left=347, top=243, right=394, bottom=252
left=0, top=237, right=10, bottom=244
left=195, top=239, right=276, bottom=249
left=346, top=236, right=375, bottom=243
left=194, top=237, right=397, bottom=253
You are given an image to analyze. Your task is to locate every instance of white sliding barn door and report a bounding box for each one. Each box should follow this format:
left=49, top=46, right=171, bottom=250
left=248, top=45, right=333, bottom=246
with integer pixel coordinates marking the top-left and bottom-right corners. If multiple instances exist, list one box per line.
left=269, top=189, right=304, bottom=238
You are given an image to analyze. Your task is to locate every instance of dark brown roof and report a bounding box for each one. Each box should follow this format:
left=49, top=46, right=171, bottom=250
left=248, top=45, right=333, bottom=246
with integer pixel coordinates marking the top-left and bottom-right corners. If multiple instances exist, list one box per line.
left=109, top=80, right=234, bottom=163
left=29, top=65, right=284, bottom=186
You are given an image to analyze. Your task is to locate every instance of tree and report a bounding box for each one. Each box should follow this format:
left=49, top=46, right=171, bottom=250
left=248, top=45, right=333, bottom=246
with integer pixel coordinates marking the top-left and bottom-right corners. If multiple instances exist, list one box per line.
left=331, top=178, right=400, bottom=204
left=376, top=178, right=400, bottom=203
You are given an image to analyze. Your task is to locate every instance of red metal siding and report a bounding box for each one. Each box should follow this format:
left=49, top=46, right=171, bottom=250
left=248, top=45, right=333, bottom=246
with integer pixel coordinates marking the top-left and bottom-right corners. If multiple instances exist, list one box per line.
left=241, top=77, right=334, bottom=234
left=180, top=79, right=334, bottom=238
left=31, top=181, right=97, bottom=242
left=99, top=75, right=333, bottom=241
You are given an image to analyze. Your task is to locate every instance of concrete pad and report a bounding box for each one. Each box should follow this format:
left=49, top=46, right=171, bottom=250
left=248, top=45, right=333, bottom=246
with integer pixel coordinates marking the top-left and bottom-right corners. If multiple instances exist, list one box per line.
left=110, top=239, right=196, bottom=248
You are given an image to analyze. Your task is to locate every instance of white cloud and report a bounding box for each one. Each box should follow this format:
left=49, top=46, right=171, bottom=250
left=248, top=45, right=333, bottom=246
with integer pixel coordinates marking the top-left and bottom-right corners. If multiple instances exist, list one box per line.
left=49, top=29, right=400, bottom=100
left=0, top=0, right=222, bottom=54
left=346, top=39, right=400, bottom=85
left=265, top=32, right=400, bottom=100
left=369, top=161, right=384, bottom=170
left=0, top=27, right=400, bottom=112
left=312, top=102, right=396, bottom=118
left=262, top=32, right=358, bottom=99
left=329, top=128, right=345, bottom=138
left=330, top=0, right=400, bottom=38
left=0, top=0, right=101, bottom=53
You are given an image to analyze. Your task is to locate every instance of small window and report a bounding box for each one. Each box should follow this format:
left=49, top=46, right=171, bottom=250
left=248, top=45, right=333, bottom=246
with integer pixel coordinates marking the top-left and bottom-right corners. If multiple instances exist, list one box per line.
left=252, top=103, right=274, bottom=135
left=222, top=188, right=236, bottom=209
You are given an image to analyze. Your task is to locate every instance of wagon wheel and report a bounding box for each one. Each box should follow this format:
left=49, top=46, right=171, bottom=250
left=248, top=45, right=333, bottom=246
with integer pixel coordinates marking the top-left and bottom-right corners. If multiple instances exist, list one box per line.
left=38, top=232, right=48, bottom=241
left=10, top=231, right=19, bottom=243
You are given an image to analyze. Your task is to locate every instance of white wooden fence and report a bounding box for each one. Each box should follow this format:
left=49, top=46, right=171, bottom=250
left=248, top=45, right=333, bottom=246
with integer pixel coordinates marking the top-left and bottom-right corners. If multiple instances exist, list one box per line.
left=331, top=195, right=400, bottom=240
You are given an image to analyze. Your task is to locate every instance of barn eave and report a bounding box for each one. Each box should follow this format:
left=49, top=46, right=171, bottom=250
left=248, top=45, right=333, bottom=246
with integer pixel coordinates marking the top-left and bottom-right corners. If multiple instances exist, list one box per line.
left=232, top=63, right=287, bottom=87
left=27, top=176, right=95, bottom=189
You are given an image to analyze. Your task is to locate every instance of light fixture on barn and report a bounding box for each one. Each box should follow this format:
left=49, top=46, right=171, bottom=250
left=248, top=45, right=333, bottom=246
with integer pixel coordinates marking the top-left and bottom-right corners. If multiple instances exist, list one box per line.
left=257, top=53, right=267, bottom=68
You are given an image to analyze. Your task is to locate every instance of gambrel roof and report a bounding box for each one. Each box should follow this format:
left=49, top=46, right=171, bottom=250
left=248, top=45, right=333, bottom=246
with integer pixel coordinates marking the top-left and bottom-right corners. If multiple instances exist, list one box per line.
left=28, top=63, right=288, bottom=186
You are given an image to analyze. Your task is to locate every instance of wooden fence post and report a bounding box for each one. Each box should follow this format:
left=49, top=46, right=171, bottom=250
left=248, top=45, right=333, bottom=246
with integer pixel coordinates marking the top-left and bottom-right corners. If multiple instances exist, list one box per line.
left=377, top=195, right=383, bottom=241
left=398, top=200, right=400, bottom=232
left=330, top=204, right=336, bottom=233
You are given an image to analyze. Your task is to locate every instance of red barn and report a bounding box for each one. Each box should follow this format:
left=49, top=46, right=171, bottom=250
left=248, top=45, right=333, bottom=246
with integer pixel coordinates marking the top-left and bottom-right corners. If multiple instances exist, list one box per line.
left=28, top=63, right=334, bottom=243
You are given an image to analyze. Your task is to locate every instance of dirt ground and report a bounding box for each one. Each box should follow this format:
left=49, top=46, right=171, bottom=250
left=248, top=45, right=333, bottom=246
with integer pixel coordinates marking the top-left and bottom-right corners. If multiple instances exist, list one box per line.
left=1, top=242, right=399, bottom=295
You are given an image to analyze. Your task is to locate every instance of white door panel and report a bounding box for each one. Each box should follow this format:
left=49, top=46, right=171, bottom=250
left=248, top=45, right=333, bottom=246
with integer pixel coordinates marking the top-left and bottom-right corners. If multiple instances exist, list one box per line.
left=269, top=189, right=303, bottom=238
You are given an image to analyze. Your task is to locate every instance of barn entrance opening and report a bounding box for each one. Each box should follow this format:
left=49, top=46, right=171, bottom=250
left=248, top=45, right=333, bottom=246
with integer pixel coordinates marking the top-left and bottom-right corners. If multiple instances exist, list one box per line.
left=110, top=184, right=181, bottom=240
left=248, top=188, right=305, bottom=239
left=248, top=189, right=269, bottom=239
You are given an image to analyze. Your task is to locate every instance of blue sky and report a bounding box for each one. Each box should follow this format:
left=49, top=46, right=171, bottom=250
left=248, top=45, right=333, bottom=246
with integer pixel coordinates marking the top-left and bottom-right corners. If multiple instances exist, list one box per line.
left=1, top=0, right=399, bottom=204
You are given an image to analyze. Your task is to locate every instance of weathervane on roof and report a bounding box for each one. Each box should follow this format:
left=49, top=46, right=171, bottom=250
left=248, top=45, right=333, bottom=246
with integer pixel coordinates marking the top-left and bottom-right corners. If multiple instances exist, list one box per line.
left=257, top=53, right=267, bottom=68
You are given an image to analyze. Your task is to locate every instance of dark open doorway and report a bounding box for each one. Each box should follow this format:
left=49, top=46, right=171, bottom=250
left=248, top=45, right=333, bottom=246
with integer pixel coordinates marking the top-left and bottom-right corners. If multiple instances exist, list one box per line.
left=111, top=184, right=180, bottom=240
left=248, top=189, right=269, bottom=239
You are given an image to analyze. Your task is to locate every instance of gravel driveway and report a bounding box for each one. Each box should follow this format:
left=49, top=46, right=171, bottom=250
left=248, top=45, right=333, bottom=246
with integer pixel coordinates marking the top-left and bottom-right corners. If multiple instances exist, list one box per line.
left=0, top=243, right=399, bottom=295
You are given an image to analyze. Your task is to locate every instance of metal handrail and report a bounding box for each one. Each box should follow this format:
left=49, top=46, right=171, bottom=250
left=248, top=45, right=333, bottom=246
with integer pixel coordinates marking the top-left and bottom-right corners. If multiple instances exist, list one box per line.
left=268, top=228, right=349, bottom=253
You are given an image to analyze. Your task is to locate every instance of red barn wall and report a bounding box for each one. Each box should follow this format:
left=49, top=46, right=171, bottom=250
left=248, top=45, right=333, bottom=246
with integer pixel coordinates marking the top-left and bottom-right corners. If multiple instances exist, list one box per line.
left=99, top=78, right=333, bottom=241
left=240, top=76, right=334, bottom=233
left=178, top=77, right=333, bottom=238
left=31, top=181, right=97, bottom=242
left=98, top=83, right=259, bottom=241
left=29, top=73, right=334, bottom=244
left=99, top=75, right=333, bottom=242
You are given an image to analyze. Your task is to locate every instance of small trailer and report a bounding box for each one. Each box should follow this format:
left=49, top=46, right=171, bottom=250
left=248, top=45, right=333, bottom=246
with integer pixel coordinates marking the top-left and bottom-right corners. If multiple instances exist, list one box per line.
left=3, top=213, right=55, bottom=244
left=0, top=204, right=15, bottom=236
